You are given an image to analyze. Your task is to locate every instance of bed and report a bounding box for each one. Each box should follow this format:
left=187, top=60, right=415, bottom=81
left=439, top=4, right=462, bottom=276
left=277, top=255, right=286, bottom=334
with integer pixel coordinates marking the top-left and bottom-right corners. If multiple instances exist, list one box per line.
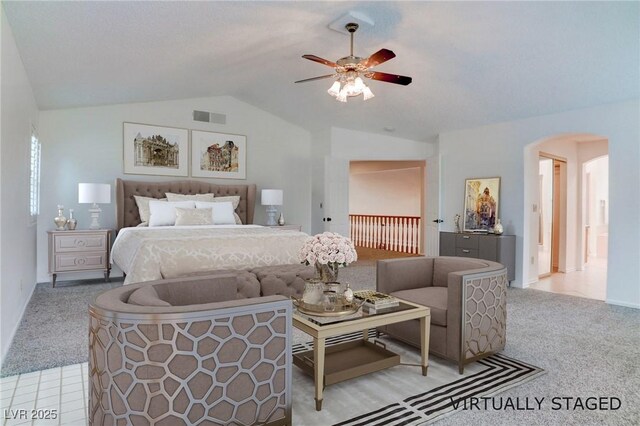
left=112, top=178, right=308, bottom=284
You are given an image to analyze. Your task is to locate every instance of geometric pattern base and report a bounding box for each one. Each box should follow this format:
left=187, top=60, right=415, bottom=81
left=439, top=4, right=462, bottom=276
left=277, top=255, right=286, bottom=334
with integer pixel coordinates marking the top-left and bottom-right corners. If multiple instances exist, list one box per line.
left=88, top=300, right=292, bottom=426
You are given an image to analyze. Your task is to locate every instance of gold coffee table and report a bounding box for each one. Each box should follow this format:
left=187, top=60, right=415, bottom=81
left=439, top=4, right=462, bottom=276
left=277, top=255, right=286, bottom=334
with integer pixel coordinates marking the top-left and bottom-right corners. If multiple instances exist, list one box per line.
left=292, top=300, right=430, bottom=411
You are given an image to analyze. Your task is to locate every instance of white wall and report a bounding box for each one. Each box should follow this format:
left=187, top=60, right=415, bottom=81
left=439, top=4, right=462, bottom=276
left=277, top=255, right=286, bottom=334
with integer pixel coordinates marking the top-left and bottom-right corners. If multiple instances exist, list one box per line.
left=578, top=139, right=608, bottom=265
left=584, top=157, right=609, bottom=258
left=349, top=167, right=422, bottom=216
left=0, top=7, right=40, bottom=362
left=330, top=127, right=435, bottom=161
left=37, top=96, right=312, bottom=283
left=310, top=128, right=331, bottom=235
left=439, top=100, right=640, bottom=308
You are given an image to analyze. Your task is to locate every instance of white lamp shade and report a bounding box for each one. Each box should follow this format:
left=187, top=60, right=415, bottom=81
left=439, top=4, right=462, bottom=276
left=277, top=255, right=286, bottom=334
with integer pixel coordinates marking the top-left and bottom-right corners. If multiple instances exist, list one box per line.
left=78, top=183, right=111, bottom=204
left=261, top=189, right=283, bottom=206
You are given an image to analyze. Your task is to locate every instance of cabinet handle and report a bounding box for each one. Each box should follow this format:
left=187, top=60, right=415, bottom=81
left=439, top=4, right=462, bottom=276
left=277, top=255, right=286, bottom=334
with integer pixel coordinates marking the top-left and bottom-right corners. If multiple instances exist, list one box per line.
left=462, top=249, right=470, bottom=253
left=463, top=236, right=470, bottom=239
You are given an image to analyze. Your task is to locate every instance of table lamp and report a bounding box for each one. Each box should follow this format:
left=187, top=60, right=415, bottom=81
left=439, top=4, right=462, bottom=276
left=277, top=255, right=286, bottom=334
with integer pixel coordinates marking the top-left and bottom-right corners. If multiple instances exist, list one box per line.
left=261, top=189, right=283, bottom=226
left=79, top=183, right=111, bottom=229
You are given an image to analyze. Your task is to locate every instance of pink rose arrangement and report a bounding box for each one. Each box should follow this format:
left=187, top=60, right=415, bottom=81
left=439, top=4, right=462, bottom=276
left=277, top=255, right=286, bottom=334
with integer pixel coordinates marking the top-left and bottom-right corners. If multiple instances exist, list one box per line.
left=299, top=232, right=358, bottom=267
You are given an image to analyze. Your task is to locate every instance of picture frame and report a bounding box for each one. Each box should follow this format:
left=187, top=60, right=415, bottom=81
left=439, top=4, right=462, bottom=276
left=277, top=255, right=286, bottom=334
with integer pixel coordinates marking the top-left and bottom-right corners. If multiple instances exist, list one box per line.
left=191, top=130, right=247, bottom=179
left=463, top=177, right=500, bottom=232
left=123, top=122, right=189, bottom=177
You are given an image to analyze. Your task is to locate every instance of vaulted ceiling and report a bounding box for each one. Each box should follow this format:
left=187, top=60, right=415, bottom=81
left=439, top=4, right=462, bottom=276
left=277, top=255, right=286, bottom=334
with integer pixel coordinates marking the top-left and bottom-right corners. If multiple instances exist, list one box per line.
left=4, top=1, right=638, bottom=141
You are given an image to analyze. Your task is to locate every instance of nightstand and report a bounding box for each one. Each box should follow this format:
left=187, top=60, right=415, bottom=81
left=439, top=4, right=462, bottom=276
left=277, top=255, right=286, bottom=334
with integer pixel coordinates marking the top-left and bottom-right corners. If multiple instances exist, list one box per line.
left=47, top=229, right=112, bottom=287
left=263, top=224, right=302, bottom=231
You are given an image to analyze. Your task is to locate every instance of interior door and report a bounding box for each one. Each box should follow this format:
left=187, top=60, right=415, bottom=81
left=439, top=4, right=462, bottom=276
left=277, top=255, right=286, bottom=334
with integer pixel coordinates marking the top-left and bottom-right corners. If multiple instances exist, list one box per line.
left=323, top=157, right=350, bottom=236
left=425, top=155, right=441, bottom=256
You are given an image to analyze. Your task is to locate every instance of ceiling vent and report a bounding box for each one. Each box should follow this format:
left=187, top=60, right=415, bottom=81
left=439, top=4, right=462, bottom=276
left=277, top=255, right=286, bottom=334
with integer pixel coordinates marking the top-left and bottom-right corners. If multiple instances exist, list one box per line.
left=193, top=110, right=226, bottom=124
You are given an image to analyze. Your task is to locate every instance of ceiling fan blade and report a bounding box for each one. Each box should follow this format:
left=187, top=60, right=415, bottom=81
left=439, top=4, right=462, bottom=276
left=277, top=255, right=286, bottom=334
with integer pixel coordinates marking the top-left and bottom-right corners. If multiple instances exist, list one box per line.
left=294, top=74, right=336, bottom=83
left=367, top=71, right=412, bottom=86
left=361, top=49, right=396, bottom=68
left=302, top=54, right=338, bottom=68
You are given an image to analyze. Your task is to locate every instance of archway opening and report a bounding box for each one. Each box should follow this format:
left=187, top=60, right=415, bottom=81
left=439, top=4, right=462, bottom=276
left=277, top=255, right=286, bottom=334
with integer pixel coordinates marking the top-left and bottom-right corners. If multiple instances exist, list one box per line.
left=348, top=160, right=425, bottom=263
left=524, top=133, right=608, bottom=300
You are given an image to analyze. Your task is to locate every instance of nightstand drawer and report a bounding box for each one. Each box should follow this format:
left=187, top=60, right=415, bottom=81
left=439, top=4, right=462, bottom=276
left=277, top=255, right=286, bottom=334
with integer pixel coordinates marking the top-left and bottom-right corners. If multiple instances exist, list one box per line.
left=54, top=252, right=108, bottom=271
left=54, top=233, right=107, bottom=253
left=456, top=234, right=480, bottom=249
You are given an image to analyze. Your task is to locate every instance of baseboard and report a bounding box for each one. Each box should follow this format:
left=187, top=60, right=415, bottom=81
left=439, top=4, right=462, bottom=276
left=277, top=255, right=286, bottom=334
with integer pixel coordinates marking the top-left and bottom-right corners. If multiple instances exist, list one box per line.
left=606, top=299, right=640, bottom=309
left=1, top=282, right=37, bottom=366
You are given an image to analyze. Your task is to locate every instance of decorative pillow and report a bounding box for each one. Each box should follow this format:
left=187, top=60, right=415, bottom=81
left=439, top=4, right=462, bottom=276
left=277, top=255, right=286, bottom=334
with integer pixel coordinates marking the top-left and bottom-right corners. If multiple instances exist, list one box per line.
left=165, top=192, right=215, bottom=203
left=196, top=196, right=242, bottom=224
left=195, top=201, right=236, bottom=225
left=128, top=285, right=171, bottom=307
left=174, top=207, right=214, bottom=226
left=149, top=201, right=195, bottom=227
left=134, top=196, right=166, bottom=223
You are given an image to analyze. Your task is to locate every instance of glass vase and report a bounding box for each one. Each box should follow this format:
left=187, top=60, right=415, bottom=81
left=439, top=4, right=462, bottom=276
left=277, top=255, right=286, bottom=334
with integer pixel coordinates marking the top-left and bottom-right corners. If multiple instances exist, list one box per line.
left=54, top=205, right=67, bottom=231
left=494, top=219, right=504, bottom=235
left=315, top=262, right=339, bottom=283
left=66, top=209, right=78, bottom=230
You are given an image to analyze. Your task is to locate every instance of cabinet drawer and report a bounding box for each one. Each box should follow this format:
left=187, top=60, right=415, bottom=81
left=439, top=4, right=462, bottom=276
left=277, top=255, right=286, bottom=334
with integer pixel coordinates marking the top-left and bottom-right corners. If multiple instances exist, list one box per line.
left=54, top=252, right=107, bottom=272
left=456, top=234, right=479, bottom=249
left=456, top=247, right=479, bottom=258
left=54, top=234, right=107, bottom=253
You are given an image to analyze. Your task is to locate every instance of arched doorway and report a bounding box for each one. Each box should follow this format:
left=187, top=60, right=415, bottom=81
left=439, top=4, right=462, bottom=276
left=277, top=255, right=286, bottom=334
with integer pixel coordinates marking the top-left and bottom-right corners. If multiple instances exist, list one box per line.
left=523, top=134, right=608, bottom=300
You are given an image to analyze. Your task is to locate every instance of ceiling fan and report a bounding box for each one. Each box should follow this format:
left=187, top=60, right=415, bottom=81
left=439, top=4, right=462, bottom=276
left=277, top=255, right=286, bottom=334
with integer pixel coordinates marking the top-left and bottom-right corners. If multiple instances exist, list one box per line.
left=295, top=22, right=412, bottom=102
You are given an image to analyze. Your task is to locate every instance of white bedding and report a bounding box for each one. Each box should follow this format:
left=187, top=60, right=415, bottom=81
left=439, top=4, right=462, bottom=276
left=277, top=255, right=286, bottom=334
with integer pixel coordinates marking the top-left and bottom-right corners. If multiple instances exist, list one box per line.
left=112, top=225, right=308, bottom=284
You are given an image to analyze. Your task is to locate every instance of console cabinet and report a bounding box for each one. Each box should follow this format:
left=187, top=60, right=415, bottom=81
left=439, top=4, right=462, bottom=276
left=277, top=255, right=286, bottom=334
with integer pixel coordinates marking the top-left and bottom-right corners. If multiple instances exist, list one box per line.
left=439, top=232, right=516, bottom=282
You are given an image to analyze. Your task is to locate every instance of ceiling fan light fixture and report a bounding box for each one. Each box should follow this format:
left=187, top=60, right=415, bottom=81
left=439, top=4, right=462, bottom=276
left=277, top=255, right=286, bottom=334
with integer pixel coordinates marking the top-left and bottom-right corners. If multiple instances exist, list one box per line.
left=297, top=22, right=411, bottom=101
left=327, top=73, right=374, bottom=101
left=327, top=80, right=341, bottom=97
left=362, top=85, right=375, bottom=100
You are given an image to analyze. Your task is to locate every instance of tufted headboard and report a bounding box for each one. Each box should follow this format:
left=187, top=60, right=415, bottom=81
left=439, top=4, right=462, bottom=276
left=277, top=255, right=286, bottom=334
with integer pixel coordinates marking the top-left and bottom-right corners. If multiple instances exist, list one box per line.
left=115, top=178, right=256, bottom=230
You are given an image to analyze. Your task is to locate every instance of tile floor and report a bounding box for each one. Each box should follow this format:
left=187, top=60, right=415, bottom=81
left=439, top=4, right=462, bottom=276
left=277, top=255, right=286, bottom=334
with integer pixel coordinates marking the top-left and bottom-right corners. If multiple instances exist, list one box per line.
left=529, top=257, right=607, bottom=300
left=0, top=363, right=87, bottom=426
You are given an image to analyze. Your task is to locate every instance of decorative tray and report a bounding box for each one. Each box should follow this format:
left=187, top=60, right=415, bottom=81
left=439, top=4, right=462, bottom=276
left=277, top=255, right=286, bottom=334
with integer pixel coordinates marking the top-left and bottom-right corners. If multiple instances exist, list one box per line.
left=292, top=295, right=364, bottom=317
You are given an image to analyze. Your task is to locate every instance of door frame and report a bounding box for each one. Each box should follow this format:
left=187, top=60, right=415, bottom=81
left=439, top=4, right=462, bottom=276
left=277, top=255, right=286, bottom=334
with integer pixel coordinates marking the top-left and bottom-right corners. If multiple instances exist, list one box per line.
left=538, top=152, right=567, bottom=278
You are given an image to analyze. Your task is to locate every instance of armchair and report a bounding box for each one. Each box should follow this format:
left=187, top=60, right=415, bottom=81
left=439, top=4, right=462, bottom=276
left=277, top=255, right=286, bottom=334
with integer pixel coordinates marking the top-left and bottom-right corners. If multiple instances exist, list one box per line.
left=88, top=273, right=292, bottom=425
left=377, top=256, right=507, bottom=373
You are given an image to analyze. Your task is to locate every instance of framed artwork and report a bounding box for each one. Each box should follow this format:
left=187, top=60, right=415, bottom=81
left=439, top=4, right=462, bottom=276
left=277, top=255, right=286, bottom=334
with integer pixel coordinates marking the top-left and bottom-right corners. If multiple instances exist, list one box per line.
left=191, top=130, right=246, bottom=179
left=123, top=122, right=189, bottom=176
left=464, top=177, right=500, bottom=232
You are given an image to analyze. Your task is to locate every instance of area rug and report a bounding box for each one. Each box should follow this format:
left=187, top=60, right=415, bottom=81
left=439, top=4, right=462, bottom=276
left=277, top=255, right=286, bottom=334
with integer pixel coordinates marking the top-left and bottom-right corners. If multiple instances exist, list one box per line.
left=291, top=330, right=544, bottom=426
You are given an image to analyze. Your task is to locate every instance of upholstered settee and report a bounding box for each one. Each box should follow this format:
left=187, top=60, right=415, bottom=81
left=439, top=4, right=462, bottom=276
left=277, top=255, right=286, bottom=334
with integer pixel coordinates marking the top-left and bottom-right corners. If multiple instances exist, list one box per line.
left=179, top=264, right=315, bottom=299
left=88, top=272, right=294, bottom=426
left=377, top=256, right=508, bottom=373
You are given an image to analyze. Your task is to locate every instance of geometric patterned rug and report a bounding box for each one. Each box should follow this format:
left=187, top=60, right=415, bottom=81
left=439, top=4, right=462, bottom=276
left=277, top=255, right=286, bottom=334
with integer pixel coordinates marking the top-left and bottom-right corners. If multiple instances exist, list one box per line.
left=334, top=354, right=545, bottom=425
left=293, top=331, right=545, bottom=426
